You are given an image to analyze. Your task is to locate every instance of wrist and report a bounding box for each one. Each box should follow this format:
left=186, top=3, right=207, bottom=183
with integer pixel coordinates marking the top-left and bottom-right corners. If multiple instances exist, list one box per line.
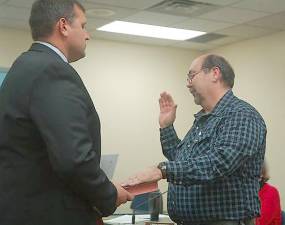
left=159, top=122, right=168, bottom=129
left=159, top=124, right=172, bottom=129
left=157, top=162, right=167, bottom=179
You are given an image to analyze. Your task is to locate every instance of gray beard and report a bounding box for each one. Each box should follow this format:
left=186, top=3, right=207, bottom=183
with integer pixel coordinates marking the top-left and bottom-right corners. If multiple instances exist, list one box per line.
left=191, top=90, right=202, bottom=106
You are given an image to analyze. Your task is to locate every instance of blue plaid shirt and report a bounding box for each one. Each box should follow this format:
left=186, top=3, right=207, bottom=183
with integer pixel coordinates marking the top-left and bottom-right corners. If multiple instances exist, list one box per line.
left=160, top=90, right=266, bottom=223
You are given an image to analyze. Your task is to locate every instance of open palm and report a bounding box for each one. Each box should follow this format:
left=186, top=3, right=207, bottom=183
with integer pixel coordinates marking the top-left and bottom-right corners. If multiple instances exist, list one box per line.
left=159, top=92, right=177, bottom=128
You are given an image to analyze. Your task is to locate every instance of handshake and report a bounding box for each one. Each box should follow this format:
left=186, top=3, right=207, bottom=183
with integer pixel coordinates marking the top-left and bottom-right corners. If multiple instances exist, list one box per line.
left=113, top=166, right=164, bottom=207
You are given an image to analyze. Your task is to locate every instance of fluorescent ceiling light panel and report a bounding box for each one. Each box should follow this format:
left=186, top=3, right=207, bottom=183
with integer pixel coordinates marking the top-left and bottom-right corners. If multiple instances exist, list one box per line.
left=97, top=21, right=206, bottom=40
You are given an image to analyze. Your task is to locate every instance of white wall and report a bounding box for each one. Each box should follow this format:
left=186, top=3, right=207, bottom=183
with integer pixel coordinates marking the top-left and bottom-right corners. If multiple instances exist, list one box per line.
left=0, top=28, right=32, bottom=68
left=210, top=31, right=285, bottom=208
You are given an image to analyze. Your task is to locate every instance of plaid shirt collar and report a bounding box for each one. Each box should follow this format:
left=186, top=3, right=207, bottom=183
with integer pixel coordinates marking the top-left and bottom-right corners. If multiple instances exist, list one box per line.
left=194, top=89, right=234, bottom=119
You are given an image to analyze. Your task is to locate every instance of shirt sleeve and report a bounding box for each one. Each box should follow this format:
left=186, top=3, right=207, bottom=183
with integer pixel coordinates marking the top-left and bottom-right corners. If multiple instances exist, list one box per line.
left=160, top=125, right=181, bottom=161
left=29, top=64, right=117, bottom=216
left=164, top=111, right=266, bottom=185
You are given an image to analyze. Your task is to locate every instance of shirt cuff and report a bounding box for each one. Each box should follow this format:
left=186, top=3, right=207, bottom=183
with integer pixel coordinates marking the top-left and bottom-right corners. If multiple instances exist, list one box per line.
left=164, top=160, right=194, bottom=185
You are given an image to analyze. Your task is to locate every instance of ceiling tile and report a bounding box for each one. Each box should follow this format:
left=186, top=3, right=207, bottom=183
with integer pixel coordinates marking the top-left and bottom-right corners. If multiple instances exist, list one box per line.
left=126, top=36, right=178, bottom=47
left=124, top=11, right=187, bottom=27
left=193, top=0, right=242, bottom=6
left=5, top=0, right=34, bottom=8
left=209, top=36, right=243, bottom=46
left=83, top=2, right=137, bottom=20
left=147, top=0, right=219, bottom=18
left=171, top=41, right=215, bottom=51
left=90, top=30, right=136, bottom=42
left=0, top=0, right=7, bottom=4
left=1, top=0, right=283, bottom=50
left=173, top=18, right=234, bottom=33
left=216, top=24, right=275, bottom=39
left=86, top=18, right=113, bottom=30
left=84, top=0, right=163, bottom=10
left=199, top=7, right=269, bottom=24
left=91, top=29, right=178, bottom=47
left=232, top=0, right=285, bottom=13
left=247, top=12, right=285, bottom=30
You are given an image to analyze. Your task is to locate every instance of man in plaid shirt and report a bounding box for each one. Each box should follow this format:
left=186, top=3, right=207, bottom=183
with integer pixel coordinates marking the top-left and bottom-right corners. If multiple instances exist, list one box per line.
left=123, top=54, right=267, bottom=225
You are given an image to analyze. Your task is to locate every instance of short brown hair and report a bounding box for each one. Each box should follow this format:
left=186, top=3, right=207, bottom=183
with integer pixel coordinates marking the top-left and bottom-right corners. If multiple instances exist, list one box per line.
left=29, top=0, right=85, bottom=40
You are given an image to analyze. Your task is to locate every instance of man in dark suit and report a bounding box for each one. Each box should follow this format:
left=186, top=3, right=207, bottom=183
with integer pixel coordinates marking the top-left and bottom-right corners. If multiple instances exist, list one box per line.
left=0, top=0, right=133, bottom=225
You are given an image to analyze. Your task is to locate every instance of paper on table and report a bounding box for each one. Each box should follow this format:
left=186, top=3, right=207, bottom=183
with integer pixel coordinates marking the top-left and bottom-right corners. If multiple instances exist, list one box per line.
left=104, top=215, right=149, bottom=224
left=100, top=154, right=118, bottom=179
left=123, top=182, right=158, bottom=196
left=104, top=214, right=169, bottom=224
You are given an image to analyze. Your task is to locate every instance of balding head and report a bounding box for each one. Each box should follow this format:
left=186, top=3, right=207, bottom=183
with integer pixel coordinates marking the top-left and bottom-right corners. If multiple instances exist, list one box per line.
left=197, top=54, right=235, bottom=88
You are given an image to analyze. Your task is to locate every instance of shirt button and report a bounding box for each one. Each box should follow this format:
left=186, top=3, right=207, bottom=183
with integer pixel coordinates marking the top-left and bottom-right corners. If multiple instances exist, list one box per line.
left=187, top=144, right=190, bottom=147
left=199, top=131, right=202, bottom=136
left=196, top=126, right=199, bottom=130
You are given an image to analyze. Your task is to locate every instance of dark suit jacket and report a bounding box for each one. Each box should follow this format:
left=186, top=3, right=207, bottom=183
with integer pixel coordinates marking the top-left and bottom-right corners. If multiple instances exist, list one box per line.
left=0, top=43, right=117, bottom=225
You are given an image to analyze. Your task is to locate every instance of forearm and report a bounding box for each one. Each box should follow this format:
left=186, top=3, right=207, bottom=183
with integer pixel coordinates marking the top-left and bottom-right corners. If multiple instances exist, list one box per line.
left=160, top=125, right=180, bottom=160
left=163, top=150, right=245, bottom=185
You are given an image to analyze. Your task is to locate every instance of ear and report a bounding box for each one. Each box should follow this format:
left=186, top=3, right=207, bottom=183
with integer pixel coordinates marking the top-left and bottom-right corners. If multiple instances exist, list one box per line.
left=58, top=18, right=69, bottom=37
left=211, top=66, right=221, bottom=83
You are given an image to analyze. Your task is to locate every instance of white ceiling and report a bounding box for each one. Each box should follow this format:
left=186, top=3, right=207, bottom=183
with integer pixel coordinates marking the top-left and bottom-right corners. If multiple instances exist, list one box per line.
left=0, top=0, right=285, bottom=51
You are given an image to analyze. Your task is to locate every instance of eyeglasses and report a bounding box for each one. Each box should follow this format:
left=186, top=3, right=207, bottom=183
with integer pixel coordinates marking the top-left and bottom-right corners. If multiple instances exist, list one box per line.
left=186, top=68, right=205, bottom=83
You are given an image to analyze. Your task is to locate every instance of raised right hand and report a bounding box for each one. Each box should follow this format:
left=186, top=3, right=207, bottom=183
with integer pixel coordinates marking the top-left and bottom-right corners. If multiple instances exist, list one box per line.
left=113, top=182, right=134, bottom=207
left=159, top=92, right=177, bottom=128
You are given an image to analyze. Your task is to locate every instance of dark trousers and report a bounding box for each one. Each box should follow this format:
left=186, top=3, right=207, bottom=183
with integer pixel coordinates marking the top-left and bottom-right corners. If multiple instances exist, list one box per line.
left=179, top=218, right=255, bottom=225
